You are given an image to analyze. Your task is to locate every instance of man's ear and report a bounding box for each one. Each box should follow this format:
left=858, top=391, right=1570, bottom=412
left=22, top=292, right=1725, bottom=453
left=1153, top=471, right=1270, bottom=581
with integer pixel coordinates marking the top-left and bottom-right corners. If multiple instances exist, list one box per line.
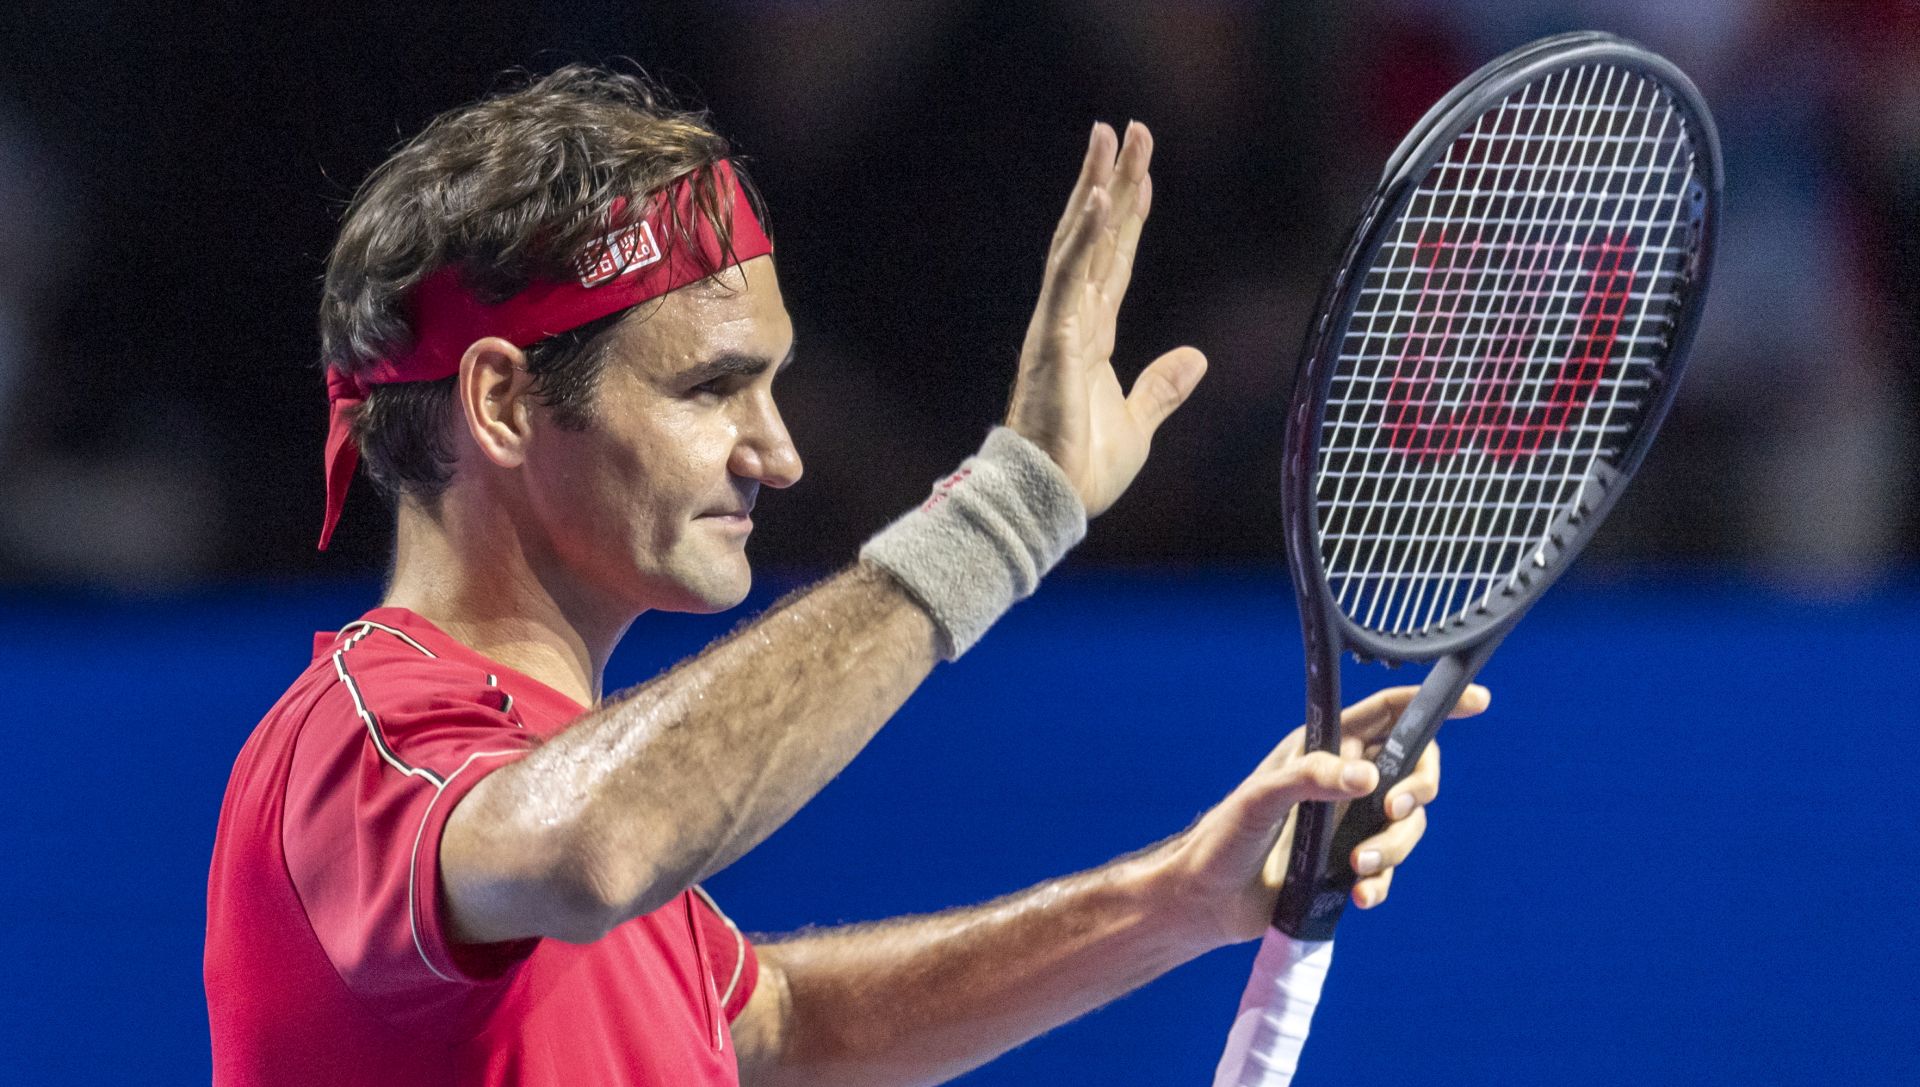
left=458, top=337, right=536, bottom=469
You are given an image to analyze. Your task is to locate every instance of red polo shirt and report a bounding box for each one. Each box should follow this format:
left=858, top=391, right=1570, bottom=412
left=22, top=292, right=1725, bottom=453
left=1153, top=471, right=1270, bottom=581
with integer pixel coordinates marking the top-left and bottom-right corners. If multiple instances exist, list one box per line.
left=206, top=607, right=758, bottom=1085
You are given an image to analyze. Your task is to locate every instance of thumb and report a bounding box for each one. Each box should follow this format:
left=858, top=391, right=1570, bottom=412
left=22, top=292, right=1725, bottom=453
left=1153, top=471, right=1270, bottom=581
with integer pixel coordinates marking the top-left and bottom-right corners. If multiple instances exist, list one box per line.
left=1125, top=347, right=1207, bottom=437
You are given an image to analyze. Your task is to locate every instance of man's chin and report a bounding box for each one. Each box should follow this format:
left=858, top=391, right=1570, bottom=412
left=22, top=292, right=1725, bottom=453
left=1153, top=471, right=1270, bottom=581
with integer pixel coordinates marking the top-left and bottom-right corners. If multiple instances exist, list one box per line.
left=680, top=583, right=751, bottom=614
left=652, top=561, right=752, bottom=615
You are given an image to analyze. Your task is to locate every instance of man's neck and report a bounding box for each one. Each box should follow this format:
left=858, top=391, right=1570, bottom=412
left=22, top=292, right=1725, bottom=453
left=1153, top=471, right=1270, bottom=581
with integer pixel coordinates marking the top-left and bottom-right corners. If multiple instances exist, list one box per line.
left=379, top=501, right=633, bottom=707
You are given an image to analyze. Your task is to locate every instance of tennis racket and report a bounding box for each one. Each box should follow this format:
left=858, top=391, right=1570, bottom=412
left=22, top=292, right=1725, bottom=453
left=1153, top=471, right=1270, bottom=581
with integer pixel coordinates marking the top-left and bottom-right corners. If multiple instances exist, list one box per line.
left=1214, top=32, right=1720, bottom=1086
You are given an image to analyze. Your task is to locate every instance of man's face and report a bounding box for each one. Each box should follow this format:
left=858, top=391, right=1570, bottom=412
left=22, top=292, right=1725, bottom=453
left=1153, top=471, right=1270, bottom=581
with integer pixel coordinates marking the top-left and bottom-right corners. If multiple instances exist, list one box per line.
left=522, top=255, right=800, bottom=615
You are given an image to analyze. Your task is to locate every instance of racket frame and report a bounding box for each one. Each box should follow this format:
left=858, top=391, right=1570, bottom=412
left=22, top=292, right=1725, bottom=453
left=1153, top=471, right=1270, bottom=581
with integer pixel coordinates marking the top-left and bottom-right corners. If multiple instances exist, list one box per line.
left=1271, top=32, right=1721, bottom=941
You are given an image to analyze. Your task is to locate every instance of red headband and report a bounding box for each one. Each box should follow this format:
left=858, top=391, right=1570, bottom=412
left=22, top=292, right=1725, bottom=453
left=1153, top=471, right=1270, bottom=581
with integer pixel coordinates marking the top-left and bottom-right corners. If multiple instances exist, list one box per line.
left=319, top=160, right=771, bottom=549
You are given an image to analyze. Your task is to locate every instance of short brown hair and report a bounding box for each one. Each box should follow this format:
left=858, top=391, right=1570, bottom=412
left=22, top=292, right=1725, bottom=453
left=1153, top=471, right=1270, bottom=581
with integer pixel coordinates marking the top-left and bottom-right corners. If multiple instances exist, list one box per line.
left=320, top=64, right=761, bottom=504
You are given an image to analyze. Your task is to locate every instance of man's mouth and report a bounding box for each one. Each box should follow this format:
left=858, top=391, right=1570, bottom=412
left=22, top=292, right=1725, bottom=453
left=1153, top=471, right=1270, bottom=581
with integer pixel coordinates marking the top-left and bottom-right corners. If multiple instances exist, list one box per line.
left=699, top=502, right=755, bottom=527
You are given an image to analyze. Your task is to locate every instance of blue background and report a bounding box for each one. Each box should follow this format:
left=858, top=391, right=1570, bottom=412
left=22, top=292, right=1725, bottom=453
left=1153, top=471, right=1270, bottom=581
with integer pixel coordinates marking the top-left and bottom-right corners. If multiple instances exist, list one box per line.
left=3, top=570, right=1915, bottom=1084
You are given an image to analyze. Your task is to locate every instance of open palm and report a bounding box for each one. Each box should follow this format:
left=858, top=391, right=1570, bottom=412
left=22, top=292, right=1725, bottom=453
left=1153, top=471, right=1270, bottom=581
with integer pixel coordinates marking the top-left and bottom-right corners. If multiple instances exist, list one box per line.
left=1006, top=122, right=1207, bottom=518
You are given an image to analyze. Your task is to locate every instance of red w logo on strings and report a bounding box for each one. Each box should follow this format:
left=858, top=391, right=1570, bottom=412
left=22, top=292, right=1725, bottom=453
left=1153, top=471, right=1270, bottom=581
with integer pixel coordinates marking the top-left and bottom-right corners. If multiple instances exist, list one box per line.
left=1380, top=227, right=1638, bottom=459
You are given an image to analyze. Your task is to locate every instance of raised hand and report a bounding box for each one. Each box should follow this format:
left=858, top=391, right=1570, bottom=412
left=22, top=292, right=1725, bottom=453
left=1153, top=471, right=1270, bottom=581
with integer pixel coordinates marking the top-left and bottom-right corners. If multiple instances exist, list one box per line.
left=1006, top=121, right=1207, bottom=518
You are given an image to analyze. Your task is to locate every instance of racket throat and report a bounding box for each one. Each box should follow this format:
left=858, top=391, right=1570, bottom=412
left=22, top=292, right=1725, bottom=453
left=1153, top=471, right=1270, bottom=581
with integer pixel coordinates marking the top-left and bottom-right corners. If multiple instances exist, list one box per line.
left=1377, top=638, right=1502, bottom=784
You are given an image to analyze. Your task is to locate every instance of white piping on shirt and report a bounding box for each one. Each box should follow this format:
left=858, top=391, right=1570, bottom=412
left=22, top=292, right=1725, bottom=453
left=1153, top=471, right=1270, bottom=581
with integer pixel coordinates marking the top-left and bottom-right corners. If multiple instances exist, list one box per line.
left=338, top=620, right=437, bottom=659
left=690, top=884, right=749, bottom=1010
left=331, top=649, right=445, bottom=789
left=486, top=674, right=517, bottom=720
left=406, top=748, right=528, bottom=983
left=329, top=620, right=526, bottom=984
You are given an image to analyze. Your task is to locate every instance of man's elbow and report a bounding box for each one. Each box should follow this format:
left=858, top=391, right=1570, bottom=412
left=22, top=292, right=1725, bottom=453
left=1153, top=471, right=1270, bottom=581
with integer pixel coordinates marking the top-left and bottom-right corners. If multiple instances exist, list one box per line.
left=442, top=784, right=681, bottom=945
left=538, top=839, right=685, bottom=943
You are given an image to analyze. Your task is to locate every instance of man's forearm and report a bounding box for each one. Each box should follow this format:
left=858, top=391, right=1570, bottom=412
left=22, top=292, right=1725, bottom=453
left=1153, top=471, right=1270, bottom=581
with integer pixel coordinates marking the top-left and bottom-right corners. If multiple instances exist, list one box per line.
left=445, top=563, right=939, bottom=941
left=744, top=842, right=1197, bottom=1087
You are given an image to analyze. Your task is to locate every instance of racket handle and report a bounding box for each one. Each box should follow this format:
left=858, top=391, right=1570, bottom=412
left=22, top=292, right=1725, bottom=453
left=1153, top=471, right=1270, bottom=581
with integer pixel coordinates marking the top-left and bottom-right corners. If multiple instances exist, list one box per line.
left=1213, top=929, right=1334, bottom=1087
left=1273, top=643, right=1498, bottom=940
left=1273, top=802, right=1381, bottom=942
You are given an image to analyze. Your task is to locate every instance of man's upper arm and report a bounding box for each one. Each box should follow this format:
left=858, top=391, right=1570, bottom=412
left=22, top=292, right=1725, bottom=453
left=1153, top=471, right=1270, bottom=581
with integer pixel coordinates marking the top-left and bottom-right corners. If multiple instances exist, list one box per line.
left=438, top=765, right=602, bottom=945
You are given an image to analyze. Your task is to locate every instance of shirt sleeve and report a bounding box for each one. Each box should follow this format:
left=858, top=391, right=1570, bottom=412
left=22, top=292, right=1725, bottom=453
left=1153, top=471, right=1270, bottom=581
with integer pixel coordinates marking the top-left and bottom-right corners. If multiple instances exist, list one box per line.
left=691, top=886, right=759, bottom=1021
left=283, top=658, right=541, bottom=1033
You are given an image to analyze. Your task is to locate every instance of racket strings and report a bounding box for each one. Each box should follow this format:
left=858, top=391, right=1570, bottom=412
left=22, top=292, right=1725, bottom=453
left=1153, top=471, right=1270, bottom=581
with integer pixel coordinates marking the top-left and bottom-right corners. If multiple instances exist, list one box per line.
left=1355, top=70, right=1669, bottom=632
left=1316, top=62, right=1700, bottom=637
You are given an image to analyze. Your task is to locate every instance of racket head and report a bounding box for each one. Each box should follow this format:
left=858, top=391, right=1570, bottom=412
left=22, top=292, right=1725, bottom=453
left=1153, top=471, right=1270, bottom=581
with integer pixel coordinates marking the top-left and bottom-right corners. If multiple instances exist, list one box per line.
left=1282, top=33, right=1722, bottom=666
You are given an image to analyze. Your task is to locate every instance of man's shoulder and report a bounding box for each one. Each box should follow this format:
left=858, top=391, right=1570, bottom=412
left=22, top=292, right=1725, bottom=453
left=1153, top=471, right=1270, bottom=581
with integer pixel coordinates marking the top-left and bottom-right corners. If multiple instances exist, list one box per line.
left=245, top=624, right=521, bottom=775
left=305, top=624, right=520, bottom=741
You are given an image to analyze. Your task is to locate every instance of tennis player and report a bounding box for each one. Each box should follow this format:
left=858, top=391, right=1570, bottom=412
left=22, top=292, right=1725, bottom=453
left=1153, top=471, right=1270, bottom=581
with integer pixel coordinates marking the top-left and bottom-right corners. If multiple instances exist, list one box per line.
left=204, top=66, right=1471, bottom=1086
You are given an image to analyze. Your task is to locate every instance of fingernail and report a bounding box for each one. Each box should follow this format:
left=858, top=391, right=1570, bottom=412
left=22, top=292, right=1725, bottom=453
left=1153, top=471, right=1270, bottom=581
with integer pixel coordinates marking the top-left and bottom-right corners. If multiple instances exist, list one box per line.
left=1356, top=849, right=1382, bottom=876
left=1389, top=793, right=1415, bottom=820
left=1340, top=762, right=1371, bottom=789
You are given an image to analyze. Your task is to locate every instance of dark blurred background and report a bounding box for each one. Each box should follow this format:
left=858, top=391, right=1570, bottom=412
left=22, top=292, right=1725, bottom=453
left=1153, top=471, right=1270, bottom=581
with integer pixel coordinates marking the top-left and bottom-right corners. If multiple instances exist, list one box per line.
left=0, top=0, right=1913, bottom=590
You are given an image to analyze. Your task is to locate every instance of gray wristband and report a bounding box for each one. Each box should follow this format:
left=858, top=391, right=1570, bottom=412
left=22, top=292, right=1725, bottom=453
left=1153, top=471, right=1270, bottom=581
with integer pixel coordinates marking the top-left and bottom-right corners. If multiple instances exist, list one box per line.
left=860, top=427, right=1088, bottom=659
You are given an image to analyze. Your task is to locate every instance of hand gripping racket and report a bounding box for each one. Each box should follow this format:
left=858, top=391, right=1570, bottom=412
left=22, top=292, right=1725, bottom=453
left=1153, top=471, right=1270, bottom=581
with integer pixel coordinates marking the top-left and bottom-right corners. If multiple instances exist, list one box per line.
left=1215, top=32, right=1720, bottom=1086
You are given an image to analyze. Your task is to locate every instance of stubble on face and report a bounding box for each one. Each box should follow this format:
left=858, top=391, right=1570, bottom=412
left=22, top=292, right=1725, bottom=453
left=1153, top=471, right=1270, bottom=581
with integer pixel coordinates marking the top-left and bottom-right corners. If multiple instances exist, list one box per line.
left=521, top=256, right=798, bottom=617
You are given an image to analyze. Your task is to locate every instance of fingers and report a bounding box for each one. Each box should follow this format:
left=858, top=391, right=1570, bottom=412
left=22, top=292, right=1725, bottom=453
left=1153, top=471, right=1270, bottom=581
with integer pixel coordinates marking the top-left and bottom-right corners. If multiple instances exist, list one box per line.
left=1124, top=347, right=1207, bottom=438
left=1112, top=171, right=1152, bottom=299
left=1385, top=737, right=1441, bottom=817
left=1337, top=687, right=1418, bottom=741
left=1253, top=724, right=1309, bottom=773
left=1353, top=867, right=1395, bottom=910
left=1349, top=739, right=1442, bottom=908
left=1043, top=121, right=1154, bottom=335
left=1350, top=805, right=1427, bottom=909
left=1451, top=684, right=1492, bottom=718
left=1034, top=123, right=1117, bottom=328
left=1051, top=122, right=1117, bottom=254
left=1338, top=683, right=1492, bottom=742
left=1034, top=185, right=1110, bottom=330
left=1351, top=803, right=1428, bottom=875
left=1089, top=122, right=1153, bottom=300
left=1237, top=751, right=1378, bottom=831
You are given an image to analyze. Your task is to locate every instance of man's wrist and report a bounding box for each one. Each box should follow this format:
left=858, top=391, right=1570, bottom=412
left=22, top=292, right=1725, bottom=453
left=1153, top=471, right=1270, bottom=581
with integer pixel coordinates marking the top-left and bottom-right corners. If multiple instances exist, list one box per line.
left=859, top=427, right=1087, bottom=659
left=1103, top=833, right=1228, bottom=966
